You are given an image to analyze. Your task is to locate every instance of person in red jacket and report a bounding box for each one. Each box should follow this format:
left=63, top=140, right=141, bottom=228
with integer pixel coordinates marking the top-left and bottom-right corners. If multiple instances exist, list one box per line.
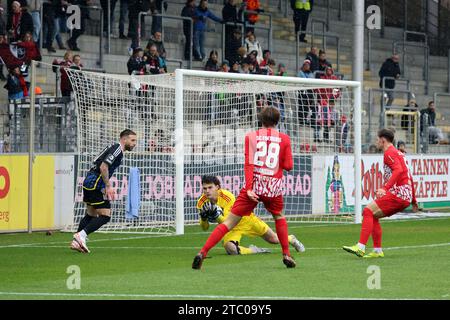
left=193, top=106, right=297, bottom=269
left=316, top=67, right=340, bottom=143
left=21, top=32, right=41, bottom=64
left=52, top=50, right=74, bottom=97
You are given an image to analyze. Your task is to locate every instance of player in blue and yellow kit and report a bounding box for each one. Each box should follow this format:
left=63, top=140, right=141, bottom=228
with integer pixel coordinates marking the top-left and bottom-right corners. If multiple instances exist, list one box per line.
left=197, top=176, right=305, bottom=255
left=71, top=129, right=137, bottom=254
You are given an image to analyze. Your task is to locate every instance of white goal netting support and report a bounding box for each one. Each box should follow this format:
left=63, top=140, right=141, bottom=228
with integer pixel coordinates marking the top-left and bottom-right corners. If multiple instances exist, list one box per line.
left=65, top=68, right=361, bottom=234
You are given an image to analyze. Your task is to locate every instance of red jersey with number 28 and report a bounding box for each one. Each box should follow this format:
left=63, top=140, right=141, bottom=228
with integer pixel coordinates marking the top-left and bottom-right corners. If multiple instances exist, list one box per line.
left=244, top=128, right=293, bottom=197
left=383, top=145, right=416, bottom=204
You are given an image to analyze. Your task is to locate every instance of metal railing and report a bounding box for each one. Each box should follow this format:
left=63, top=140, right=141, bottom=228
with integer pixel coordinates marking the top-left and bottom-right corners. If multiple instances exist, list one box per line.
left=393, top=40, right=429, bottom=95
left=366, top=87, right=414, bottom=144
left=8, top=96, right=76, bottom=153
left=382, top=77, right=412, bottom=99
left=296, top=31, right=340, bottom=73
left=240, top=10, right=273, bottom=51
left=310, top=18, right=328, bottom=47
left=39, top=4, right=104, bottom=68
left=138, top=12, right=193, bottom=70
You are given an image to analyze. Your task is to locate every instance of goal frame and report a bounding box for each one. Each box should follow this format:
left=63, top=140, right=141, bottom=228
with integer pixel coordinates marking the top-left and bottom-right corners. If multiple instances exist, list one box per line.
left=174, top=69, right=362, bottom=235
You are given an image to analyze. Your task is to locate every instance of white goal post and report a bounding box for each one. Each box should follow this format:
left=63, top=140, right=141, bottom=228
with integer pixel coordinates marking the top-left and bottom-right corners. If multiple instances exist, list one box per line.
left=174, top=69, right=362, bottom=235
left=66, top=68, right=362, bottom=235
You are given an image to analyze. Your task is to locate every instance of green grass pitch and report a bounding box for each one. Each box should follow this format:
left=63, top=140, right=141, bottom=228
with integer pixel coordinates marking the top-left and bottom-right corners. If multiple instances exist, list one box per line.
left=0, top=217, right=449, bottom=300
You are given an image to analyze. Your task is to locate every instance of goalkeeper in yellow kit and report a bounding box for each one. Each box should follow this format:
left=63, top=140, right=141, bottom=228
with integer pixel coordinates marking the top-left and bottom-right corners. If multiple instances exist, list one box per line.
left=197, top=176, right=305, bottom=255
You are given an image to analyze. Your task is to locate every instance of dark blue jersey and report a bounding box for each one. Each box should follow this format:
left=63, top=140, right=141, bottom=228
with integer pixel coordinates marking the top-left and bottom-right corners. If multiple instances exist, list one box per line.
left=83, top=143, right=123, bottom=191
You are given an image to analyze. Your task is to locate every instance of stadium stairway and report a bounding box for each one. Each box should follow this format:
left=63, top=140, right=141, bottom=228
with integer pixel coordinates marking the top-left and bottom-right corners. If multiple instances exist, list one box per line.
left=1, top=0, right=449, bottom=152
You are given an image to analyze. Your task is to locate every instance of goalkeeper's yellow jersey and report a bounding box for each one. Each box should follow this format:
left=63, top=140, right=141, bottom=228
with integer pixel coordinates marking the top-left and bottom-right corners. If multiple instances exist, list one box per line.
left=196, top=189, right=256, bottom=230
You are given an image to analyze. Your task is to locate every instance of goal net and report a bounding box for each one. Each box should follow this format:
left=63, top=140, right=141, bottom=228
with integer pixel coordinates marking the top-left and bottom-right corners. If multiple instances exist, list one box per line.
left=65, top=69, right=361, bottom=234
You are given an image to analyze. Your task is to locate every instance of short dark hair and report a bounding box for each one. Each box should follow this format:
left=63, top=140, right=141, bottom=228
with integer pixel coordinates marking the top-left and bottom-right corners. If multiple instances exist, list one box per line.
left=201, top=175, right=221, bottom=187
left=428, top=101, right=435, bottom=106
left=377, top=128, right=395, bottom=143
left=120, top=129, right=136, bottom=138
left=259, top=106, right=280, bottom=127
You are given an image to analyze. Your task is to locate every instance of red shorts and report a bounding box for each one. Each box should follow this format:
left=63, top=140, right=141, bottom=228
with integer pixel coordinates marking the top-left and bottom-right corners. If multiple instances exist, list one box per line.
left=375, top=192, right=411, bottom=217
left=231, top=188, right=284, bottom=216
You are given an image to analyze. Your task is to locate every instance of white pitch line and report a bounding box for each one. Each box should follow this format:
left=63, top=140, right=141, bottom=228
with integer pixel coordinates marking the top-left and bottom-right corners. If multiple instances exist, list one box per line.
left=0, top=291, right=435, bottom=300
left=5, top=242, right=450, bottom=251
left=1, top=216, right=449, bottom=249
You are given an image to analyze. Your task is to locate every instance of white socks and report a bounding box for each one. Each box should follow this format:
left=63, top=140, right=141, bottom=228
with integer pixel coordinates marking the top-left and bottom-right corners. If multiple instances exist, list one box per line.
left=373, top=247, right=383, bottom=253
left=79, top=230, right=87, bottom=240
left=357, top=243, right=366, bottom=251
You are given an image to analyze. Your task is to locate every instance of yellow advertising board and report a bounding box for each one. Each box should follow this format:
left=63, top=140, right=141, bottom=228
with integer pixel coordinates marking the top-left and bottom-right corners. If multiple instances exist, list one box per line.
left=0, top=155, right=54, bottom=232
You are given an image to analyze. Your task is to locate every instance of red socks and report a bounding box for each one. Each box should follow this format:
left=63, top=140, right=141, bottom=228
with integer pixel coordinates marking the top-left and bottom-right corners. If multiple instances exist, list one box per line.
left=275, top=218, right=290, bottom=256
left=372, top=218, right=382, bottom=248
left=359, top=207, right=374, bottom=246
left=200, top=223, right=229, bottom=256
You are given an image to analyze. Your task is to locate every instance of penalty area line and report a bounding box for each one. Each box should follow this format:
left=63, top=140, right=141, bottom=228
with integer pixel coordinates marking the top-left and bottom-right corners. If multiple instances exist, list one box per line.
left=0, top=291, right=433, bottom=300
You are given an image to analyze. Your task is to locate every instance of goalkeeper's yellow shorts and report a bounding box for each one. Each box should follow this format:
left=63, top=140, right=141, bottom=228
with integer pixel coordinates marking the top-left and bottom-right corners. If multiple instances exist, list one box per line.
left=222, top=215, right=270, bottom=245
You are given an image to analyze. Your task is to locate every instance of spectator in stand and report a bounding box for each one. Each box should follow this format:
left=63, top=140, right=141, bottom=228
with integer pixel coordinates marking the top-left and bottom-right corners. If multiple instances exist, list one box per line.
left=244, top=31, right=262, bottom=64
left=291, top=0, right=313, bottom=43
left=240, top=0, right=262, bottom=34
left=146, top=31, right=167, bottom=72
left=50, top=0, right=69, bottom=52
left=219, top=60, right=229, bottom=72
left=229, top=60, right=240, bottom=73
left=297, top=59, right=314, bottom=127
left=278, top=63, right=287, bottom=76
left=420, top=101, right=445, bottom=145
left=127, top=47, right=145, bottom=74
left=151, top=0, right=168, bottom=34
left=128, top=0, right=151, bottom=49
left=225, top=28, right=242, bottom=66
left=4, top=65, right=27, bottom=99
left=100, top=0, right=117, bottom=36
left=204, top=49, right=219, bottom=71
left=7, top=1, right=33, bottom=42
left=259, top=49, right=270, bottom=67
left=317, top=67, right=341, bottom=143
left=318, top=49, right=332, bottom=72
left=181, top=0, right=196, bottom=60
left=52, top=50, right=73, bottom=96
left=193, top=0, right=223, bottom=61
left=222, top=0, right=240, bottom=48
left=144, top=44, right=163, bottom=74
left=379, top=54, right=401, bottom=107
left=397, top=140, right=406, bottom=154
left=241, top=60, right=250, bottom=74
left=28, top=0, right=41, bottom=43
left=236, top=46, right=246, bottom=64
left=67, top=0, right=92, bottom=51
left=262, top=58, right=275, bottom=76
left=401, top=99, right=418, bottom=131
left=71, top=54, right=83, bottom=69
left=243, top=50, right=259, bottom=74
left=21, top=31, right=41, bottom=63
left=305, top=46, right=319, bottom=73
left=336, top=114, right=349, bottom=153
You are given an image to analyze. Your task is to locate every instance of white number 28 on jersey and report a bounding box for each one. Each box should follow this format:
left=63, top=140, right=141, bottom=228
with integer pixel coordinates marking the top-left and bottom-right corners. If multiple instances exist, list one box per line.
left=253, top=141, right=280, bottom=169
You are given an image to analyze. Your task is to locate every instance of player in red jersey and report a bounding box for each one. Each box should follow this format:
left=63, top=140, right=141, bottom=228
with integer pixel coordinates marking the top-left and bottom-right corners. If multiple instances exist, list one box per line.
left=343, top=128, right=418, bottom=258
left=192, top=106, right=297, bottom=269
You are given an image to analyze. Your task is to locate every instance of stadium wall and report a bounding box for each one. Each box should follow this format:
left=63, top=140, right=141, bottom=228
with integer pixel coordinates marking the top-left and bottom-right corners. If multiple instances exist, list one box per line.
left=0, top=154, right=449, bottom=232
